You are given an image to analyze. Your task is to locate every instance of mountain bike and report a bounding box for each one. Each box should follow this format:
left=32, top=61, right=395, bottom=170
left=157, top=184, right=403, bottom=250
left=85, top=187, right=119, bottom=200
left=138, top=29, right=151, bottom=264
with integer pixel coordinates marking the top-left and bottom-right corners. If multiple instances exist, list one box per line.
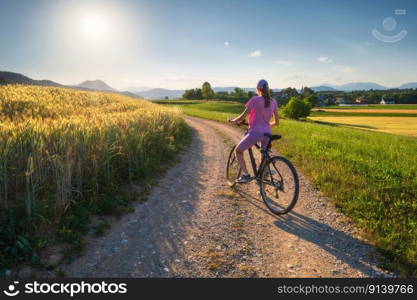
left=226, top=120, right=299, bottom=215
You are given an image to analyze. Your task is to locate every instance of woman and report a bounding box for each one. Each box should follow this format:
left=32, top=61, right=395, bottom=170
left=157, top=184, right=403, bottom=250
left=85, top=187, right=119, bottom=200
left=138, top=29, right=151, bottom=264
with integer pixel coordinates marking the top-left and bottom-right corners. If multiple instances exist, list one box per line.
left=229, top=79, right=279, bottom=183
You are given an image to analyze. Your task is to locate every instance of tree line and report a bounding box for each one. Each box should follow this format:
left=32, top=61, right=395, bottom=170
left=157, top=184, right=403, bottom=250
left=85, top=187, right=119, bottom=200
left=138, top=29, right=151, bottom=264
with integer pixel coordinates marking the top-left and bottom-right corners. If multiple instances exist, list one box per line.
left=181, top=81, right=417, bottom=120
left=183, top=82, right=256, bottom=101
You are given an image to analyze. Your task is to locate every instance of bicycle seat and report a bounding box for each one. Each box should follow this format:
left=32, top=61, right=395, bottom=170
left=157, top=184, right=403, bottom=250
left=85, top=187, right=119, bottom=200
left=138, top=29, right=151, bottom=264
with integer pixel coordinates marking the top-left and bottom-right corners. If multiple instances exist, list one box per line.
left=264, top=133, right=282, bottom=141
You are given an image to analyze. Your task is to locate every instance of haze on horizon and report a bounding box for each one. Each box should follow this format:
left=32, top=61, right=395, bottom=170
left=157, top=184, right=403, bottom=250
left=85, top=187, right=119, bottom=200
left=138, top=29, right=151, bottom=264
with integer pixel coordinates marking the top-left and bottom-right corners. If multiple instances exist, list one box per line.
left=1, top=0, right=416, bottom=90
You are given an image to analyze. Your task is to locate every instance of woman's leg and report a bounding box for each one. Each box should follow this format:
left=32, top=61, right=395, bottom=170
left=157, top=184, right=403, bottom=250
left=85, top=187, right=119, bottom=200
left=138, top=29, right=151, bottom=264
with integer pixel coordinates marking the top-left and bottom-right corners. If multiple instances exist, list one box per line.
left=235, top=132, right=262, bottom=175
left=235, top=147, right=249, bottom=174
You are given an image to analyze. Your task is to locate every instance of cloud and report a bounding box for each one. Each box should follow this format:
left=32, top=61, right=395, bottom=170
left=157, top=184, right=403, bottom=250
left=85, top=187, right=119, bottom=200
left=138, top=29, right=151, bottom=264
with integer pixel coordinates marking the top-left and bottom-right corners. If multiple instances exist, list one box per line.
left=248, top=50, right=262, bottom=57
left=341, top=65, right=355, bottom=73
left=273, top=60, right=292, bottom=66
left=224, top=41, right=229, bottom=47
left=318, top=56, right=332, bottom=63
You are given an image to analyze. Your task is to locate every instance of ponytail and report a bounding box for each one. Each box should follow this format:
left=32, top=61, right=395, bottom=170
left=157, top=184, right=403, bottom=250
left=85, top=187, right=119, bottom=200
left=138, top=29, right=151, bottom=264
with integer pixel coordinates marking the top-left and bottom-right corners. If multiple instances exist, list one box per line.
left=261, top=84, right=271, bottom=108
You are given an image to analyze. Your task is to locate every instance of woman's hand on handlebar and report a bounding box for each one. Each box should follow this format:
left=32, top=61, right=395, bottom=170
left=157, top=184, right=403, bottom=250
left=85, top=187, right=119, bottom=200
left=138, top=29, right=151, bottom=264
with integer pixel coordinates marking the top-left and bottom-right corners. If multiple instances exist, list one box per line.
left=228, top=118, right=238, bottom=125
left=228, top=118, right=247, bottom=126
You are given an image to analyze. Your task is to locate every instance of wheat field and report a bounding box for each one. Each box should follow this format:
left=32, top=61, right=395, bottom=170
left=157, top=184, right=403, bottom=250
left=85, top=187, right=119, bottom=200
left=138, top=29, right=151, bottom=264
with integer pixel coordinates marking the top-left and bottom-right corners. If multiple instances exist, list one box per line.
left=0, top=85, right=190, bottom=268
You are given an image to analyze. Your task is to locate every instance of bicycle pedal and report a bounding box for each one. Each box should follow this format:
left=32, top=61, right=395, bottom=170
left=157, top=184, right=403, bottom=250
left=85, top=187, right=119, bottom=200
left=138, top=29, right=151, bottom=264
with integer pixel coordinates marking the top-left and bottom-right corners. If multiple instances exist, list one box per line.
left=235, top=176, right=254, bottom=183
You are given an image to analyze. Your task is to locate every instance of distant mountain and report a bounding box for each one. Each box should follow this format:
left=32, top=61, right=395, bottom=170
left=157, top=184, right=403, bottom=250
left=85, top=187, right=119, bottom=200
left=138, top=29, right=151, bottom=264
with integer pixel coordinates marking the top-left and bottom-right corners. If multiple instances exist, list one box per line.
left=119, top=91, right=143, bottom=99
left=138, top=88, right=184, bottom=99
left=73, top=80, right=115, bottom=92
left=0, top=71, right=144, bottom=100
left=213, top=87, right=239, bottom=93
left=311, top=85, right=337, bottom=92
left=0, top=71, right=62, bottom=87
left=125, top=86, right=152, bottom=94
left=398, top=82, right=417, bottom=89
left=213, top=87, right=280, bottom=93
left=325, top=82, right=388, bottom=91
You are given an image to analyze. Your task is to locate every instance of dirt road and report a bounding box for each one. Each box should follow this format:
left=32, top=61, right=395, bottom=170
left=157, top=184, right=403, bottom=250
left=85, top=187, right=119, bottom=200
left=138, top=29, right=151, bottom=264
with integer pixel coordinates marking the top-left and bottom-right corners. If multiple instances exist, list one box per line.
left=61, top=116, right=392, bottom=277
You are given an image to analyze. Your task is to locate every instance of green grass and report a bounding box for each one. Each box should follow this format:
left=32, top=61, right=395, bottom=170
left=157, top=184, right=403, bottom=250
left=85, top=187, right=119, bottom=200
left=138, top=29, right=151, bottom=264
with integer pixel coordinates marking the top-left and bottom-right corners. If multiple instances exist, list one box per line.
left=155, top=99, right=417, bottom=276
left=324, top=104, right=417, bottom=110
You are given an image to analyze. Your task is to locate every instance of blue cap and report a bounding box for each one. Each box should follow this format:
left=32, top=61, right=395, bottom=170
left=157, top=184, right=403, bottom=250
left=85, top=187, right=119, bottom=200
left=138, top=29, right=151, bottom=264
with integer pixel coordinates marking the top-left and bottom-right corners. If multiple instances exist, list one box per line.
left=257, top=79, right=268, bottom=89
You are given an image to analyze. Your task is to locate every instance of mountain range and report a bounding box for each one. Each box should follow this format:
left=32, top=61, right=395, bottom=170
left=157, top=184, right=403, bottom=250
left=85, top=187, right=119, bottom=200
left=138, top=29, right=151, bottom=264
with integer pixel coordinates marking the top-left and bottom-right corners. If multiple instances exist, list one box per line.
left=1, top=71, right=416, bottom=99
left=125, top=86, right=281, bottom=99
left=0, top=71, right=142, bottom=99
left=72, top=80, right=115, bottom=92
left=0, top=71, right=63, bottom=87
left=317, top=82, right=417, bottom=91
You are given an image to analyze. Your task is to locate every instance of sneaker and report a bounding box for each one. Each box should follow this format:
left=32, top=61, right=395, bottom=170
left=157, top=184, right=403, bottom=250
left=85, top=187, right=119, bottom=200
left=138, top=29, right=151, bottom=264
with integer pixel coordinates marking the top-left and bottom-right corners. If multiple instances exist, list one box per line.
left=235, top=174, right=252, bottom=183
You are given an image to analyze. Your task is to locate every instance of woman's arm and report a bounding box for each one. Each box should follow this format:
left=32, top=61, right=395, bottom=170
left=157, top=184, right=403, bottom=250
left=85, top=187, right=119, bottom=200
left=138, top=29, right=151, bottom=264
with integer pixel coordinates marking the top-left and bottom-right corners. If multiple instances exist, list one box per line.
left=270, top=110, right=279, bottom=127
left=230, top=107, right=249, bottom=124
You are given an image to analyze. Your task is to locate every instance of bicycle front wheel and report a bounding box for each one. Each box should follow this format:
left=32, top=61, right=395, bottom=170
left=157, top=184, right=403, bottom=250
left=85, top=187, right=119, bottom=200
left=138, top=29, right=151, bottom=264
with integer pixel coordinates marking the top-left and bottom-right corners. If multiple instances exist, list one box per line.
left=259, top=156, right=299, bottom=215
left=226, top=145, right=241, bottom=187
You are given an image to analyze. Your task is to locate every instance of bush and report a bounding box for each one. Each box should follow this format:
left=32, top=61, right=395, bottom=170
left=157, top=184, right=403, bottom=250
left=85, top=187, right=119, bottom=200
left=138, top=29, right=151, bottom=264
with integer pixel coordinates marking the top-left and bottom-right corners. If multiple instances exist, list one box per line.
left=281, top=96, right=311, bottom=119
left=304, top=94, right=319, bottom=108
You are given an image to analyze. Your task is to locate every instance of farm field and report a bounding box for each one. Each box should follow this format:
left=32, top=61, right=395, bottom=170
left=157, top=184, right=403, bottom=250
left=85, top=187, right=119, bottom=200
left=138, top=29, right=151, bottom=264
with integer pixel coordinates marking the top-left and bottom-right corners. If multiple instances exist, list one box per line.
left=155, top=99, right=417, bottom=276
left=313, top=108, right=417, bottom=114
left=310, top=104, right=417, bottom=136
left=0, top=85, right=190, bottom=270
left=323, top=104, right=417, bottom=110
left=309, top=116, right=417, bottom=137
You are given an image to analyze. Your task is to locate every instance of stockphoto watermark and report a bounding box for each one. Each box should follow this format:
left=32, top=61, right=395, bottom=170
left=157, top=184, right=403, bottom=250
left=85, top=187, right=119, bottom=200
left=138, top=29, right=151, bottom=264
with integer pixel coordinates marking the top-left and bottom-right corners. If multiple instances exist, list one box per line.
left=2, top=280, right=127, bottom=297
left=372, top=9, right=408, bottom=43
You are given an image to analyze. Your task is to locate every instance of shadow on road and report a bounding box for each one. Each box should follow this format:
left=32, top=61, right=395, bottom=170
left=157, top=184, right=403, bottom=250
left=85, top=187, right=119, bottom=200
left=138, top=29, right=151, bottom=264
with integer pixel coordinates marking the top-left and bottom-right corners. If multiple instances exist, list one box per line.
left=234, top=186, right=380, bottom=277
left=273, top=210, right=379, bottom=276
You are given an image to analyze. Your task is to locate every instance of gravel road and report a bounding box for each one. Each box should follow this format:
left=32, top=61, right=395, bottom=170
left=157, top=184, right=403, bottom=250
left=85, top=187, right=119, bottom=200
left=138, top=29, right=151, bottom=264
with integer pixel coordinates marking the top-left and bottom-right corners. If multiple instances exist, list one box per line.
left=60, top=116, right=393, bottom=278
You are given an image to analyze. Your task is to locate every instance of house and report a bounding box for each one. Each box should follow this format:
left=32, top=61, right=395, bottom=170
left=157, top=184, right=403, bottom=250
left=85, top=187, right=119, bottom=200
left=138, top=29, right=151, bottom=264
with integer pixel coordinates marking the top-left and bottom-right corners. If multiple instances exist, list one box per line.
left=380, top=98, right=396, bottom=105
left=355, top=96, right=367, bottom=104
left=335, top=97, right=348, bottom=105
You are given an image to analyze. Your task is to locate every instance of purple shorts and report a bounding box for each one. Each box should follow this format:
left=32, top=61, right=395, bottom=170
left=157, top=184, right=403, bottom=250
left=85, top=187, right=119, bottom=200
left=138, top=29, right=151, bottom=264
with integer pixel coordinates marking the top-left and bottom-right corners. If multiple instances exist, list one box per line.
left=236, top=131, right=270, bottom=151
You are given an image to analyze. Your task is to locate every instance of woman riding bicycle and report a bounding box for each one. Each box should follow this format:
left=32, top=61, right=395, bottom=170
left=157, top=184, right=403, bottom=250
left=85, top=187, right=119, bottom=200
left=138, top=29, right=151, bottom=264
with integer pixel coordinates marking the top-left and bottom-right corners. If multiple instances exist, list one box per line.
left=229, top=79, right=279, bottom=183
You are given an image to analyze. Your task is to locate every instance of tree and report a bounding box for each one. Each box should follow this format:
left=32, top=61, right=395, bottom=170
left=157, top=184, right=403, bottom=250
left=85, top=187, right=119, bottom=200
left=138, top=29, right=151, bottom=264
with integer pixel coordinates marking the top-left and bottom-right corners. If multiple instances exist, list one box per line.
left=281, top=87, right=299, bottom=98
left=182, top=89, right=195, bottom=99
left=301, top=86, right=314, bottom=98
left=281, top=96, right=311, bottom=120
left=233, top=87, right=245, bottom=98
left=304, top=94, right=319, bottom=108
left=202, top=82, right=214, bottom=100
left=247, top=91, right=255, bottom=98
left=182, top=88, right=203, bottom=100
left=194, top=88, right=203, bottom=99
left=365, top=92, right=380, bottom=104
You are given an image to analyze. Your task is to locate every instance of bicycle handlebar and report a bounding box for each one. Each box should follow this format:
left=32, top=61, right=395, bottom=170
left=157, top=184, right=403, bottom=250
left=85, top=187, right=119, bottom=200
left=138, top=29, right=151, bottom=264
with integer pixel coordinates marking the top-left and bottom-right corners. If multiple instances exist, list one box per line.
left=227, top=118, right=249, bottom=127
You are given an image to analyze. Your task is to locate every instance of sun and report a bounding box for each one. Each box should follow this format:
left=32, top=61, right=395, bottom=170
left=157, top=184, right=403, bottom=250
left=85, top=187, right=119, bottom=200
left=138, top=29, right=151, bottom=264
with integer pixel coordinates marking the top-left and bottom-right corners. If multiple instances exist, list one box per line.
left=79, top=12, right=110, bottom=38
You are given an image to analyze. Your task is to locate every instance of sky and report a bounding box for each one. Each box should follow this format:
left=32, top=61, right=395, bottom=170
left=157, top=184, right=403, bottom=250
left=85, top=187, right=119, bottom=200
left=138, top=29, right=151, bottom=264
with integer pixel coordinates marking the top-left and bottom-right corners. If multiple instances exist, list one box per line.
left=0, top=0, right=416, bottom=90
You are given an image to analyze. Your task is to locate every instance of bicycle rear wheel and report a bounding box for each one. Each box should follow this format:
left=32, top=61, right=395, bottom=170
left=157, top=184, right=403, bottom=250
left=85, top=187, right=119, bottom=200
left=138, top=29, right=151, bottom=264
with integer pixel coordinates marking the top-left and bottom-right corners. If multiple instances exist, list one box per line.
left=259, top=156, right=299, bottom=215
left=226, top=145, right=241, bottom=187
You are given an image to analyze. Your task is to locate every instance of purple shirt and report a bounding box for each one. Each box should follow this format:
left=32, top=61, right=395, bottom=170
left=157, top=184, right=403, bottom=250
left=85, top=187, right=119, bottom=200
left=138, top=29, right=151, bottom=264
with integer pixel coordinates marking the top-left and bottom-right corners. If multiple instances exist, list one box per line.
left=245, top=96, right=278, bottom=133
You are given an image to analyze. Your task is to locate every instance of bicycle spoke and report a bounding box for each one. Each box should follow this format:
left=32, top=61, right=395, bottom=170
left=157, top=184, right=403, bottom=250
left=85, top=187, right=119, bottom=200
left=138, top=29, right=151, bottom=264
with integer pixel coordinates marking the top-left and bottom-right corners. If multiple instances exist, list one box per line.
left=226, top=146, right=241, bottom=187
left=260, top=156, right=299, bottom=215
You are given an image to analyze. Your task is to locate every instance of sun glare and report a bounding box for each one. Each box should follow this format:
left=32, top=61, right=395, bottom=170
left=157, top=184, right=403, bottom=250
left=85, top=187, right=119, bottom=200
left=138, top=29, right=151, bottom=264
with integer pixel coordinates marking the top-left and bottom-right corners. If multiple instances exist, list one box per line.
left=80, top=13, right=110, bottom=38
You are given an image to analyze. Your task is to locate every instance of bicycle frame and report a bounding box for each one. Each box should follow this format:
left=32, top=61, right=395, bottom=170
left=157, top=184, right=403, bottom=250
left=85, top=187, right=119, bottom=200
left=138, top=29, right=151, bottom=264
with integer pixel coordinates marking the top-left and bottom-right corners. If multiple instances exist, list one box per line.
left=247, top=140, right=271, bottom=181
left=234, top=121, right=283, bottom=185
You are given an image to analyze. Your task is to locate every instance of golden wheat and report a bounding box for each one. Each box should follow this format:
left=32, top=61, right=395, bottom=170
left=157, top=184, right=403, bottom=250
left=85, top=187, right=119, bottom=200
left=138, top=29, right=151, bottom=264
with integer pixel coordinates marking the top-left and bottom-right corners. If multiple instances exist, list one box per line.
left=0, top=85, right=187, bottom=224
